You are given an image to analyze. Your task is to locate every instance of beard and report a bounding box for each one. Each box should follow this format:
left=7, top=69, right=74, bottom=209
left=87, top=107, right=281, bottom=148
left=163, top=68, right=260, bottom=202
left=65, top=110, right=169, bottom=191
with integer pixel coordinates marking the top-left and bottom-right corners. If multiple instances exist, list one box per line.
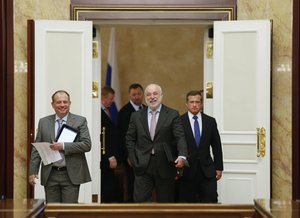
left=146, top=95, right=163, bottom=110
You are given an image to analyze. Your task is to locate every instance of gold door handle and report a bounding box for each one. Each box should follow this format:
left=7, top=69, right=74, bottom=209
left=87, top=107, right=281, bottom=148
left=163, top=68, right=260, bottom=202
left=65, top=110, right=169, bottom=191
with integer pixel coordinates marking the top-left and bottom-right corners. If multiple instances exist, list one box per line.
left=101, top=127, right=106, bottom=155
left=256, top=127, right=266, bottom=157
left=206, top=81, right=213, bottom=99
left=92, top=81, right=99, bottom=98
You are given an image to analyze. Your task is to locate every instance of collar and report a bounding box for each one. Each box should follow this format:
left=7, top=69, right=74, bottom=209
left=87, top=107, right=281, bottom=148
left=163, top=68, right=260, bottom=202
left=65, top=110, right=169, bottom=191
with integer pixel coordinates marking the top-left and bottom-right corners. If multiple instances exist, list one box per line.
left=101, top=104, right=109, bottom=111
left=188, top=111, right=201, bottom=120
left=130, top=100, right=142, bottom=111
left=55, top=113, right=69, bottom=122
left=147, top=104, right=162, bottom=113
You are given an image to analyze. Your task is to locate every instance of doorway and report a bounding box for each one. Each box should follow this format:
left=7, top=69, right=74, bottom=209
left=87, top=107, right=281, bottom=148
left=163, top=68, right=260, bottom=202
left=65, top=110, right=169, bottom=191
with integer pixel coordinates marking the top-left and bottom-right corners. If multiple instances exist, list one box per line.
left=75, top=0, right=236, bottom=203
left=97, top=25, right=209, bottom=113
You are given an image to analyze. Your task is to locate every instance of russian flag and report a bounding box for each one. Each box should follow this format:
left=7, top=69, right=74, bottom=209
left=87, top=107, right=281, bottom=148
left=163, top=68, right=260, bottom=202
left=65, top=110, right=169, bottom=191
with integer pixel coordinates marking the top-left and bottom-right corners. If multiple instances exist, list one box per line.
left=105, top=27, right=120, bottom=125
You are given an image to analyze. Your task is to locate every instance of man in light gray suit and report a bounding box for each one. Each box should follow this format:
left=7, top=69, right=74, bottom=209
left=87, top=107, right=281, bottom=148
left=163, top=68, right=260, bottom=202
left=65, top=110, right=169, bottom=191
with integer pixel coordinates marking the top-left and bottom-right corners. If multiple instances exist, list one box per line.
left=29, top=90, right=91, bottom=203
left=126, top=83, right=188, bottom=202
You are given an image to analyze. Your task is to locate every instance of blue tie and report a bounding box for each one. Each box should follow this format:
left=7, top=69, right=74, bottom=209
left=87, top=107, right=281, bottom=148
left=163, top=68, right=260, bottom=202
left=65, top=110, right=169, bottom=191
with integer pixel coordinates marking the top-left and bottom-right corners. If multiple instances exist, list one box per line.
left=193, top=116, right=201, bottom=146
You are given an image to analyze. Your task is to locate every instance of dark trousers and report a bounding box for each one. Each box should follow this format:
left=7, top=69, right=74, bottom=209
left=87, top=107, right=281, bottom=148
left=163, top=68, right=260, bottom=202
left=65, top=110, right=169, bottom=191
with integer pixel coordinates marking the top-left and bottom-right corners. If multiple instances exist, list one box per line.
left=134, top=155, right=175, bottom=203
left=124, top=163, right=135, bottom=202
left=177, top=165, right=218, bottom=203
left=101, top=168, right=118, bottom=203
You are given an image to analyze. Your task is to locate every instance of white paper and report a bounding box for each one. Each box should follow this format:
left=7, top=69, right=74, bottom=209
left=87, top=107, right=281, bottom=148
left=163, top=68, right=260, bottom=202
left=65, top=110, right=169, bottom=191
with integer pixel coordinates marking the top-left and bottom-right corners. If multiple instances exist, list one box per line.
left=32, top=142, right=62, bottom=165
left=57, top=127, right=78, bottom=143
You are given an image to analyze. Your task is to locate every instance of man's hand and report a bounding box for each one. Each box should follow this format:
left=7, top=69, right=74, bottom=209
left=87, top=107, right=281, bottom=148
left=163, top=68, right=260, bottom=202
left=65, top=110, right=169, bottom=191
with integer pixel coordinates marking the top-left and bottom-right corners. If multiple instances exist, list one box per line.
left=29, top=175, right=38, bottom=186
left=174, top=157, right=185, bottom=168
left=109, top=156, right=117, bottom=169
left=49, top=142, right=63, bottom=150
left=127, top=158, right=132, bottom=167
left=216, top=170, right=222, bottom=180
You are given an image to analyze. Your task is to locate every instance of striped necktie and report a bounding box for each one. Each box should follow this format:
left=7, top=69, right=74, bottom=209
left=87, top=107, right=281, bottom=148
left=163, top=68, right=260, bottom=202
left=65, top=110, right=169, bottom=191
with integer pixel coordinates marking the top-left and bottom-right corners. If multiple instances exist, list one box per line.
left=54, top=118, right=66, bottom=166
left=56, top=119, right=63, bottom=137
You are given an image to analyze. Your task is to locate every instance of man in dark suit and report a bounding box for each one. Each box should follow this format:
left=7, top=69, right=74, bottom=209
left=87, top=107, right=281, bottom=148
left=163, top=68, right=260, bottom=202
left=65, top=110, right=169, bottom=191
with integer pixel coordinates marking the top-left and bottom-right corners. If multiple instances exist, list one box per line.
left=117, top=83, right=144, bottom=202
left=100, top=86, right=120, bottom=202
left=29, top=90, right=92, bottom=203
left=177, top=90, right=223, bottom=203
left=126, top=83, right=188, bottom=203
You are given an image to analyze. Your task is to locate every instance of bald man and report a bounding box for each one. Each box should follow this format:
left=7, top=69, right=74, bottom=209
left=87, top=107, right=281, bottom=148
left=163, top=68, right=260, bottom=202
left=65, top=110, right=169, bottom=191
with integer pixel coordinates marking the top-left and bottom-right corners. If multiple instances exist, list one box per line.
left=126, top=83, right=188, bottom=202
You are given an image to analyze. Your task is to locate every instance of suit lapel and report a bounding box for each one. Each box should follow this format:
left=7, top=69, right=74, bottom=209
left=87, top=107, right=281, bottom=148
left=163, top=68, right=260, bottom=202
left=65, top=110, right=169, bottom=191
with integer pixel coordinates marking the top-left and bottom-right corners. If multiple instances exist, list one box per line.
left=67, top=113, right=78, bottom=127
left=182, top=113, right=198, bottom=147
left=101, top=108, right=111, bottom=122
left=128, top=102, right=136, bottom=113
left=200, top=112, right=207, bottom=145
left=48, top=115, right=56, bottom=141
left=154, top=105, right=167, bottom=138
left=141, top=108, right=151, bottom=139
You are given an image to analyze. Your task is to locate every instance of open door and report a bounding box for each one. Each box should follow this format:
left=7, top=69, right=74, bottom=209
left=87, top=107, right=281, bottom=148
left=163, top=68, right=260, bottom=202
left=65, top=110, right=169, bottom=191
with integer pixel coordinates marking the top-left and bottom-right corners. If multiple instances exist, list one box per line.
left=204, top=20, right=271, bottom=203
left=27, top=20, right=99, bottom=203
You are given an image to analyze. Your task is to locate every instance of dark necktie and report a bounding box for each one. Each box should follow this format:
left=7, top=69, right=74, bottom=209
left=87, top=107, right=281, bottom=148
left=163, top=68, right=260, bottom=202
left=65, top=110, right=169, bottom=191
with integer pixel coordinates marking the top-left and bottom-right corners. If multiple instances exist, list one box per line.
left=193, top=115, right=201, bottom=146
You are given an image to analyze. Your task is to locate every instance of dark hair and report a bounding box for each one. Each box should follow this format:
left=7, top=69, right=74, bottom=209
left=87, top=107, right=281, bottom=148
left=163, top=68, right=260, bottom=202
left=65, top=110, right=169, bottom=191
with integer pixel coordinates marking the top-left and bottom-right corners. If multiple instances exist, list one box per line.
left=52, top=90, right=70, bottom=102
left=186, top=90, right=202, bottom=102
left=101, top=86, right=115, bottom=96
left=128, top=83, right=144, bottom=93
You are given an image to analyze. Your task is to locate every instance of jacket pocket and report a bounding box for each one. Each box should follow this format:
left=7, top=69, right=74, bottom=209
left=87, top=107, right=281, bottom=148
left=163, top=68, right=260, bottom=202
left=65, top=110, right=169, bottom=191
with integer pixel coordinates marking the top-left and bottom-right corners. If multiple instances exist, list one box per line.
left=201, top=163, right=216, bottom=178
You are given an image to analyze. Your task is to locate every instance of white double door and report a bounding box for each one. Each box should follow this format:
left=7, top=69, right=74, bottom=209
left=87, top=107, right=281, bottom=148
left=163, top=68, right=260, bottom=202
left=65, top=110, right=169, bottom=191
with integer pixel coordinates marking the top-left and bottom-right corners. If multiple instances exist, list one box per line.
left=32, top=20, right=99, bottom=203
left=32, top=20, right=270, bottom=203
left=204, top=20, right=271, bottom=203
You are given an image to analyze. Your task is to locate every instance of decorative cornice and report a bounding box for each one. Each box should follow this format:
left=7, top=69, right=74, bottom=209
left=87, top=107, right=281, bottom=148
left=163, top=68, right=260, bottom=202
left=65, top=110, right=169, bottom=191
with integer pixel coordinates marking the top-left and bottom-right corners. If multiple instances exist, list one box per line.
left=71, top=5, right=236, bottom=22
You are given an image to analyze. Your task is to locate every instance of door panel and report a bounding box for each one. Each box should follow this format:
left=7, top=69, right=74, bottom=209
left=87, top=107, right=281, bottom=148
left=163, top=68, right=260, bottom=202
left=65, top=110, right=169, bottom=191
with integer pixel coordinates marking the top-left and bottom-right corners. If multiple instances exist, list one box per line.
left=32, top=20, right=94, bottom=203
left=210, top=20, right=271, bottom=203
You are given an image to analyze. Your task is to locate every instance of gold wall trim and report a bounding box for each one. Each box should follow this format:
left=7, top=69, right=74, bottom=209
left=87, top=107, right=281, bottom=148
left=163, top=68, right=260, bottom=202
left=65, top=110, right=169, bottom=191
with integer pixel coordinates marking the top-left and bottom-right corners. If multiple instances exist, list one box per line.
left=72, top=7, right=235, bottom=21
